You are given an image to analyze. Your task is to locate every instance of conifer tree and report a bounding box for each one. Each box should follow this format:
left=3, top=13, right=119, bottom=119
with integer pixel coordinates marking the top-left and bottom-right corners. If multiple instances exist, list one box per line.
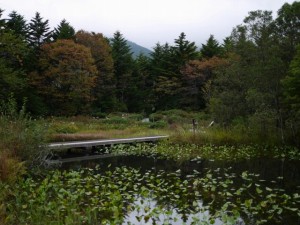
left=173, top=32, right=198, bottom=66
left=110, top=31, right=134, bottom=110
left=201, top=35, right=222, bottom=58
left=0, top=9, right=6, bottom=33
left=52, top=19, right=75, bottom=41
left=28, top=12, right=52, bottom=48
left=6, top=11, right=29, bottom=39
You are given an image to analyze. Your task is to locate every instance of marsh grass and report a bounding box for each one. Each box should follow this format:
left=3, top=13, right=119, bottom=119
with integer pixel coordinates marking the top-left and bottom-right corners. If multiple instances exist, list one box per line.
left=0, top=97, right=48, bottom=171
left=170, top=126, right=283, bottom=146
left=44, top=109, right=286, bottom=146
left=45, top=115, right=170, bottom=142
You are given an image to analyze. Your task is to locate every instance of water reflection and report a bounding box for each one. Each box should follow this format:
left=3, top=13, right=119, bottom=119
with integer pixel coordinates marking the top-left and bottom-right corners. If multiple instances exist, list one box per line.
left=62, top=155, right=300, bottom=191
left=124, top=196, right=224, bottom=225
left=56, top=155, right=300, bottom=224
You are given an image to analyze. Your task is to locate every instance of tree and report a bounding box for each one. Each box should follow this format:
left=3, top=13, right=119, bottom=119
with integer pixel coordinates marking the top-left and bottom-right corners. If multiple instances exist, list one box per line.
left=201, top=35, right=222, bottom=58
left=6, top=11, right=29, bottom=39
left=180, top=56, right=228, bottom=110
left=282, top=45, right=300, bottom=115
left=150, top=43, right=180, bottom=109
left=149, top=33, right=199, bottom=110
left=241, top=10, right=284, bottom=123
left=208, top=10, right=285, bottom=139
left=29, top=40, right=97, bottom=115
left=28, top=12, right=52, bottom=48
left=52, top=19, right=75, bottom=41
left=0, top=32, right=29, bottom=101
left=281, top=44, right=300, bottom=145
left=173, top=32, right=198, bottom=66
left=276, top=1, right=300, bottom=64
left=75, top=30, right=116, bottom=112
left=0, top=8, right=5, bottom=32
left=127, top=54, right=152, bottom=112
left=209, top=55, right=248, bottom=125
left=110, top=31, right=134, bottom=110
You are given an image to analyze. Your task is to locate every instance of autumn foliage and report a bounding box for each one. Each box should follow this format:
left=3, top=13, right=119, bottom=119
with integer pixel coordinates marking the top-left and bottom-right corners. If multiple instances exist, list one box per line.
left=29, top=40, right=97, bottom=115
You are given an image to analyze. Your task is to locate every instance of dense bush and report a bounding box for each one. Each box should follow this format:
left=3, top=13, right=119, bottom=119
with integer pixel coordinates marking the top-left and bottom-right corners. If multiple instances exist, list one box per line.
left=0, top=97, right=47, bottom=166
left=148, top=120, right=168, bottom=129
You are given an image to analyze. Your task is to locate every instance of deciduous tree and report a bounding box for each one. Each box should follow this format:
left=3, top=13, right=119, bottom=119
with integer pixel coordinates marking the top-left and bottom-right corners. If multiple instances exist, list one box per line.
left=0, top=32, right=29, bottom=101
left=29, top=40, right=97, bottom=115
left=276, top=1, right=300, bottom=64
left=76, top=30, right=116, bottom=112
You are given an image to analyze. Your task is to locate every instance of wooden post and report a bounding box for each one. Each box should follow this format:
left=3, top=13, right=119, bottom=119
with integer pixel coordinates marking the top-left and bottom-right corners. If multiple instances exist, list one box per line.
left=192, top=119, right=196, bottom=136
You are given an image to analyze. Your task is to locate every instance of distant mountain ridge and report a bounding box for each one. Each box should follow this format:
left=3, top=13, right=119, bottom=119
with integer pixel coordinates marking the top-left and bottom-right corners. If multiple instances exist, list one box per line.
left=126, top=40, right=152, bottom=58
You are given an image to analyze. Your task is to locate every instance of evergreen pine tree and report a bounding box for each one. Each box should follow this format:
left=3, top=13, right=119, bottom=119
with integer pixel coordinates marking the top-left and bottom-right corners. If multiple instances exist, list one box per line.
left=52, top=19, right=75, bottom=41
left=0, top=9, right=6, bottom=33
left=28, top=12, right=52, bottom=48
left=173, top=32, right=198, bottom=66
left=6, top=11, right=29, bottom=39
left=201, top=35, right=222, bottom=58
left=110, top=31, right=134, bottom=110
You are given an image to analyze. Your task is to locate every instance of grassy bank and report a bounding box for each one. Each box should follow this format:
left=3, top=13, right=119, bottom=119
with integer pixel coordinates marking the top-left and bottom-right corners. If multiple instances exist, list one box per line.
left=43, top=109, right=296, bottom=148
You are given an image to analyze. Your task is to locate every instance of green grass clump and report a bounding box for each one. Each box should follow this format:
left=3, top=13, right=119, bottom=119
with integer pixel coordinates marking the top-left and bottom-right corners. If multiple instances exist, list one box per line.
left=0, top=97, right=47, bottom=164
left=49, top=122, right=79, bottom=134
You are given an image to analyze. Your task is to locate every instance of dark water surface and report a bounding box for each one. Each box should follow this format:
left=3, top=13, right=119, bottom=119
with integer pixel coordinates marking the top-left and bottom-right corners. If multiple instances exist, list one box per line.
left=57, top=155, right=300, bottom=224
left=61, top=155, right=300, bottom=191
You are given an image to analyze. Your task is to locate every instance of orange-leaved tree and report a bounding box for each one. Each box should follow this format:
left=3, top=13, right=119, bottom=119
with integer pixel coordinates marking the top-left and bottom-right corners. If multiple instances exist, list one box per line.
left=75, top=30, right=116, bottom=112
left=29, top=39, right=97, bottom=115
left=180, top=56, right=229, bottom=109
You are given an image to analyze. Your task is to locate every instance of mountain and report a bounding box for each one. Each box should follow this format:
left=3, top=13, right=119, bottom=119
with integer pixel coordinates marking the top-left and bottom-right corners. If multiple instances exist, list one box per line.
left=126, top=40, right=152, bottom=58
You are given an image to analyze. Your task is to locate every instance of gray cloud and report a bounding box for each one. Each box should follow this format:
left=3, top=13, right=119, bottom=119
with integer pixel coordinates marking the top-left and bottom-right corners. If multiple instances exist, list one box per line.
left=2, top=0, right=294, bottom=49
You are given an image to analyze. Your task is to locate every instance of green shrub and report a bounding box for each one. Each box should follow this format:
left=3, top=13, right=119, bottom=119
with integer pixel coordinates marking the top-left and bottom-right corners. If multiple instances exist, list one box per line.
left=149, top=120, right=168, bottom=129
left=0, top=97, right=47, bottom=165
left=90, top=111, right=107, bottom=118
left=103, top=116, right=130, bottom=125
left=127, top=113, right=144, bottom=121
left=149, top=112, right=165, bottom=122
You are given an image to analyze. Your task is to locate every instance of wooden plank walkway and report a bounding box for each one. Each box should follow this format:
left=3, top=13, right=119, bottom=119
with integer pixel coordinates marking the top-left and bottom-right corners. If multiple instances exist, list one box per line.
left=47, top=135, right=168, bottom=150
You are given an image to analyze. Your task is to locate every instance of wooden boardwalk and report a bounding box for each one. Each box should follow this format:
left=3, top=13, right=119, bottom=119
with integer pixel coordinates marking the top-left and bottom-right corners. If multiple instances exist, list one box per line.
left=47, top=135, right=168, bottom=150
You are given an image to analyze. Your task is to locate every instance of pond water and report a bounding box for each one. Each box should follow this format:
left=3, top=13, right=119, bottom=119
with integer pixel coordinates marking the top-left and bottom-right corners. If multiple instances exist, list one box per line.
left=57, top=154, right=300, bottom=225
left=62, top=155, right=300, bottom=191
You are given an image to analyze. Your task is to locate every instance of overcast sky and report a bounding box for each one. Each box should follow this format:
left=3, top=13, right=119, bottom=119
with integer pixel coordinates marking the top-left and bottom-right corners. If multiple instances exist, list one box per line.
left=1, top=0, right=296, bottom=49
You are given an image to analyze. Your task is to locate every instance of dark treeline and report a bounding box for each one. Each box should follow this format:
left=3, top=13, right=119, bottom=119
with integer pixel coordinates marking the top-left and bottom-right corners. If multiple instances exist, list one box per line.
left=0, top=2, right=300, bottom=144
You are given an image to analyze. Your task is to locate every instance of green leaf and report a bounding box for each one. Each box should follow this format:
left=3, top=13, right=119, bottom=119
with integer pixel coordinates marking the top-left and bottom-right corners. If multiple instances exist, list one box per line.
left=256, top=187, right=263, bottom=194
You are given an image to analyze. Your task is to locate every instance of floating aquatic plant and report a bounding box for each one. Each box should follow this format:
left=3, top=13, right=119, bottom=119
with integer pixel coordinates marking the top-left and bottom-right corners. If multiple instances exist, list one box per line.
left=3, top=165, right=300, bottom=225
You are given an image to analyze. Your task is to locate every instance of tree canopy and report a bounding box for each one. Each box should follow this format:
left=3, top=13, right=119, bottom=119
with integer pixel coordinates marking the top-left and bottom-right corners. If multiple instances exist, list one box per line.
left=1, top=2, right=300, bottom=144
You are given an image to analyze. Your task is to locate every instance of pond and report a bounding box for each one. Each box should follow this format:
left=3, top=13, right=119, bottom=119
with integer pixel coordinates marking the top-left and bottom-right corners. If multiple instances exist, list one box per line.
left=6, top=146, right=300, bottom=225
left=57, top=154, right=300, bottom=224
